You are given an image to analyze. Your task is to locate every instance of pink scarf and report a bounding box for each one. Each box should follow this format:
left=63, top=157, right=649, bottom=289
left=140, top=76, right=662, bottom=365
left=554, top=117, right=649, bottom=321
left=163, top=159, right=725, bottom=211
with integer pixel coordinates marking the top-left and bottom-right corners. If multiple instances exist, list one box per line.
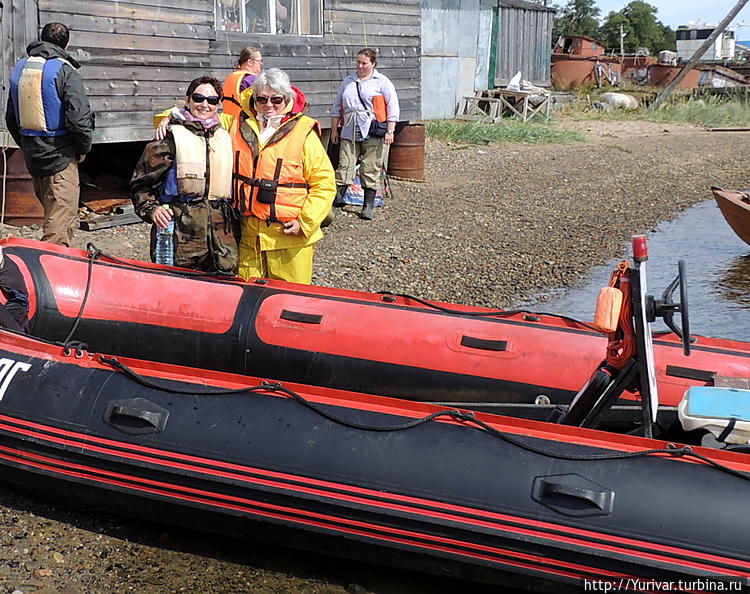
left=181, top=106, right=219, bottom=129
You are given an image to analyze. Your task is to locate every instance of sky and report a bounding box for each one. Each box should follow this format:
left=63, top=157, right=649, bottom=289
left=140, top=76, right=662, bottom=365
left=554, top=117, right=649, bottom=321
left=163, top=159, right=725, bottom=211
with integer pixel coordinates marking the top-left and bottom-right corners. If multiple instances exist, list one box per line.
left=595, top=0, right=750, bottom=34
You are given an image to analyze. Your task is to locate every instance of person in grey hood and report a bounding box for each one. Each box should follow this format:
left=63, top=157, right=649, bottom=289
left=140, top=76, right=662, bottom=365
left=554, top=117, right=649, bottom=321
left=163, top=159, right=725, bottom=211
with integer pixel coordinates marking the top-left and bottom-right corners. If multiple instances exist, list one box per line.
left=6, top=22, right=94, bottom=247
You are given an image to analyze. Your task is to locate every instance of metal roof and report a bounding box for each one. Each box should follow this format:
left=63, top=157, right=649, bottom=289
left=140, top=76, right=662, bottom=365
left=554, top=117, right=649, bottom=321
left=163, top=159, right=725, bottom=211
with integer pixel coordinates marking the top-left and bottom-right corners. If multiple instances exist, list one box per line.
left=498, top=0, right=555, bottom=13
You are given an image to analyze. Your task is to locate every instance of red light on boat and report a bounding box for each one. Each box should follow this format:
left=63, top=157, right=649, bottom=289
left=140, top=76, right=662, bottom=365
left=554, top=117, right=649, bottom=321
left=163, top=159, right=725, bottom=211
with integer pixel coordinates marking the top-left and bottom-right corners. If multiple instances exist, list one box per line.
left=632, top=235, right=648, bottom=262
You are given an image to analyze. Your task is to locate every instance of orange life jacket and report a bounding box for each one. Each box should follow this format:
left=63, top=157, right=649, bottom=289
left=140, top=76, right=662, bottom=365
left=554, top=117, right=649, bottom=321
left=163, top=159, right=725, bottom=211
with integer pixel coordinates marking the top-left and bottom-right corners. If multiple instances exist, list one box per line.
left=231, top=115, right=315, bottom=222
left=222, top=70, right=245, bottom=117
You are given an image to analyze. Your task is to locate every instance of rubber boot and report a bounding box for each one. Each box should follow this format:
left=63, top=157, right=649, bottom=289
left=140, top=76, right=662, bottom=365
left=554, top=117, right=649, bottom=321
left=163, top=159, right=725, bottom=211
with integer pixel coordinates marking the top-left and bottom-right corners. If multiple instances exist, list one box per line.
left=333, top=185, right=348, bottom=208
left=360, top=188, right=376, bottom=220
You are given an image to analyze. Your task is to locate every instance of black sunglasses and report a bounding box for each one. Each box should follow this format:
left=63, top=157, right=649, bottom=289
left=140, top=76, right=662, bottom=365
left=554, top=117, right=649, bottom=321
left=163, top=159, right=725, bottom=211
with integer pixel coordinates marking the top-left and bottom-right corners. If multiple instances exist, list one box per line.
left=255, top=95, right=286, bottom=105
left=190, top=93, right=221, bottom=105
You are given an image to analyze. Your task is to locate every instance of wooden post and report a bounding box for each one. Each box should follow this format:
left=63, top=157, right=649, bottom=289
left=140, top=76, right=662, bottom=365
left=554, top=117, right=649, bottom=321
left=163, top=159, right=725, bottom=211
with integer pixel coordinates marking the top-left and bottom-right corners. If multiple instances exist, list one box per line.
left=651, top=0, right=749, bottom=109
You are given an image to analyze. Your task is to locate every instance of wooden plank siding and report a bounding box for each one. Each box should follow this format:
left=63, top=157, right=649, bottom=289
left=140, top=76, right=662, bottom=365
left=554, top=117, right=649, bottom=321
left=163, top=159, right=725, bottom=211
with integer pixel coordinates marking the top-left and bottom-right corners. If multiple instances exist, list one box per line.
left=1, top=0, right=420, bottom=146
left=1, top=1, right=39, bottom=147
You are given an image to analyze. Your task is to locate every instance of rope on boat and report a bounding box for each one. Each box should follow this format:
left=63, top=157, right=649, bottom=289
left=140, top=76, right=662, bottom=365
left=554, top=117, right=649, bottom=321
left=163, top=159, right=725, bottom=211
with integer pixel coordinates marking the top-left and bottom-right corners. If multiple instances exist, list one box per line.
left=98, top=355, right=471, bottom=430
left=57, top=244, right=102, bottom=351
left=377, top=291, right=601, bottom=332
left=83, top=243, right=238, bottom=279
left=97, top=355, right=750, bottom=482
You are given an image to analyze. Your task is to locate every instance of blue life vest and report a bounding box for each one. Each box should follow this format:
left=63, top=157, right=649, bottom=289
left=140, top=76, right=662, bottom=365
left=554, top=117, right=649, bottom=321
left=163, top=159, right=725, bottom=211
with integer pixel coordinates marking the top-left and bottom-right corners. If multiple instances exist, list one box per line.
left=9, top=57, right=69, bottom=137
left=157, top=165, right=206, bottom=203
left=157, top=165, right=182, bottom=203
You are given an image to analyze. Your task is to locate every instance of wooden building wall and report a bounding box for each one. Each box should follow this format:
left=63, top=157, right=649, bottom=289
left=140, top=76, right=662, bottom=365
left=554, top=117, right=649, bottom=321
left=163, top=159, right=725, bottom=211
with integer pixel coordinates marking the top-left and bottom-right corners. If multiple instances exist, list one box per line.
left=1, top=0, right=39, bottom=146
left=1, top=0, right=420, bottom=146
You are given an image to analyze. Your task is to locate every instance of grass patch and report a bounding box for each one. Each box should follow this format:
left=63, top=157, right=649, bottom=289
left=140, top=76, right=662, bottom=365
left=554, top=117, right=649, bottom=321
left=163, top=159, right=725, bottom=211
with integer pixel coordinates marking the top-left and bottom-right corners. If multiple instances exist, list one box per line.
left=425, top=119, right=585, bottom=145
left=647, top=97, right=750, bottom=128
left=568, top=95, right=750, bottom=128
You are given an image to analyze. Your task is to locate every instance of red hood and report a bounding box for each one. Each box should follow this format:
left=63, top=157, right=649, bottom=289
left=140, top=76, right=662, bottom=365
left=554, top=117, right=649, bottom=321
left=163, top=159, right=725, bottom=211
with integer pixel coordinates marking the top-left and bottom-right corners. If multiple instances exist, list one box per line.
left=290, top=85, right=308, bottom=114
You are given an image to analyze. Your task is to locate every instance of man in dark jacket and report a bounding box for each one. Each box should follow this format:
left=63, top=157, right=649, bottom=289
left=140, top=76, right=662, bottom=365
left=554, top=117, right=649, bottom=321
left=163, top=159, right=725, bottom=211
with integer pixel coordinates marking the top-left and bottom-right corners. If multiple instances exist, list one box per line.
left=5, top=22, right=94, bottom=247
left=0, top=247, right=29, bottom=332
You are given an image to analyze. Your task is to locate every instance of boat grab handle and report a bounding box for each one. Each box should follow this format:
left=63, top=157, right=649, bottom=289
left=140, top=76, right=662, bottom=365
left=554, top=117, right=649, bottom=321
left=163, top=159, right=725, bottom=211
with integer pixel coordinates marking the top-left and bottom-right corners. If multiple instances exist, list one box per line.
left=541, top=482, right=608, bottom=510
left=280, top=310, right=323, bottom=324
left=532, top=474, right=614, bottom=517
left=104, top=398, right=169, bottom=435
left=460, top=335, right=508, bottom=351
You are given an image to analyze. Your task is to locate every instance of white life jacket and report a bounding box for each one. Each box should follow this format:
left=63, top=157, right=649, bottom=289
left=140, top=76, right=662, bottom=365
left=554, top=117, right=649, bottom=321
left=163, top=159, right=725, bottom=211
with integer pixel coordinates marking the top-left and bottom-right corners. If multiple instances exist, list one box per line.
left=169, top=125, right=233, bottom=200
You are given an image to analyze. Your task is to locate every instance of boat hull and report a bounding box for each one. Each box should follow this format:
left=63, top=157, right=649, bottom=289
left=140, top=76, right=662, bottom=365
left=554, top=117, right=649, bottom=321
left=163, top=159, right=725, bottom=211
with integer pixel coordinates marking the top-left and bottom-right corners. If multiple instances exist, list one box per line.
left=713, top=187, right=750, bottom=247
left=5, top=238, right=750, bottom=414
left=0, top=331, right=748, bottom=587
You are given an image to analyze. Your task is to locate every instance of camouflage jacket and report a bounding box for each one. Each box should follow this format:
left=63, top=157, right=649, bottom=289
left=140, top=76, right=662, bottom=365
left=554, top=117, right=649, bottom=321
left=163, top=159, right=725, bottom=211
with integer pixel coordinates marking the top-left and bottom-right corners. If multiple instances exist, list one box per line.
left=129, top=119, right=238, bottom=274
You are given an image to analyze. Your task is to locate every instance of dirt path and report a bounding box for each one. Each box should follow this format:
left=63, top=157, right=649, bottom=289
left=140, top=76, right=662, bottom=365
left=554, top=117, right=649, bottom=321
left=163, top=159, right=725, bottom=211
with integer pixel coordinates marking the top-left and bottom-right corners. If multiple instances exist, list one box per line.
left=0, top=120, right=748, bottom=593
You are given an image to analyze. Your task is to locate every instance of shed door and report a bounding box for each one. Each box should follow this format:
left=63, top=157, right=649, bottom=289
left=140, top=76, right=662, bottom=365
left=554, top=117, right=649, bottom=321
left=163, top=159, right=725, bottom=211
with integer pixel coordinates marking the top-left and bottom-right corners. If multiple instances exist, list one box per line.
left=493, top=5, right=551, bottom=88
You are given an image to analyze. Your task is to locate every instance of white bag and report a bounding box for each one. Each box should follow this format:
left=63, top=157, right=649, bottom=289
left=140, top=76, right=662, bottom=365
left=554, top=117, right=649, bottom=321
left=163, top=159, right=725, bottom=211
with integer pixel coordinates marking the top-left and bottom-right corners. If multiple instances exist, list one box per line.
left=506, top=71, right=522, bottom=91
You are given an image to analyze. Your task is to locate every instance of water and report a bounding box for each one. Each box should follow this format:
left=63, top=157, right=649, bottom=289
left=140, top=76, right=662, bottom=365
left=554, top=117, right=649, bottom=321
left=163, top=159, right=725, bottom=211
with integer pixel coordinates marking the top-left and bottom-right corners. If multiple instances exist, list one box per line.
left=522, top=199, right=750, bottom=342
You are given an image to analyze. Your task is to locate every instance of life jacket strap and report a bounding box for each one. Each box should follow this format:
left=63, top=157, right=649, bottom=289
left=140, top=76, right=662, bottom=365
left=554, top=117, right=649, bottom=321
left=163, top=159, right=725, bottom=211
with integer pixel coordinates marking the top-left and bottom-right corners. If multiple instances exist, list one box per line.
left=232, top=172, right=308, bottom=189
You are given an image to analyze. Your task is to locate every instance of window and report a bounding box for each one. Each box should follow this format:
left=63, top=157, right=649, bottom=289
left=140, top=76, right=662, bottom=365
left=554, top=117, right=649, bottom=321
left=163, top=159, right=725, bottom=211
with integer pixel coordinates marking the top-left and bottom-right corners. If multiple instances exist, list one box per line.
left=216, top=0, right=322, bottom=35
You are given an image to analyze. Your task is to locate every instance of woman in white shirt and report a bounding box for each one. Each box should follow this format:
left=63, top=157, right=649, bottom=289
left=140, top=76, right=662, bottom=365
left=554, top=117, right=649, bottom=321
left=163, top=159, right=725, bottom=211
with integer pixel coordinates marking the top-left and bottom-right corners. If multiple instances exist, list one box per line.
left=330, top=48, right=400, bottom=220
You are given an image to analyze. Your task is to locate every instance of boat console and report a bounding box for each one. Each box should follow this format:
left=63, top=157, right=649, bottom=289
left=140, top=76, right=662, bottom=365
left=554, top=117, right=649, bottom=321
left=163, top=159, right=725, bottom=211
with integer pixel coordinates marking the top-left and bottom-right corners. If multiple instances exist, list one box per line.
left=558, top=236, right=691, bottom=438
left=556, top=235, right=750, bottom=454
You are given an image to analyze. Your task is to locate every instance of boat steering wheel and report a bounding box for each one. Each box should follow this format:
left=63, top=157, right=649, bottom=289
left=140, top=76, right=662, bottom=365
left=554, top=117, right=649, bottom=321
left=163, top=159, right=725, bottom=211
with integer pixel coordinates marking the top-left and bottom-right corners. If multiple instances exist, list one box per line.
left=647, top=260, right=691, bottom=356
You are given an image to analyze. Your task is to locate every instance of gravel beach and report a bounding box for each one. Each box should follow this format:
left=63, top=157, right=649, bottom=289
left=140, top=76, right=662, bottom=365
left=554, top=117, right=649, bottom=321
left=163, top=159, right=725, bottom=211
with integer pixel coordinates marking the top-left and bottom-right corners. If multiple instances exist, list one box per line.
left=0, top=120, right=748, bottom=593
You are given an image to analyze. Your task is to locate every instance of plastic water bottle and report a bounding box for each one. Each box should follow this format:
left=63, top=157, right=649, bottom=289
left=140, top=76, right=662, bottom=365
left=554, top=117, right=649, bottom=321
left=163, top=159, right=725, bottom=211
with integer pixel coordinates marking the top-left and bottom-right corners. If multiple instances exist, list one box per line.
left=155, top=208, right=174, bottom=266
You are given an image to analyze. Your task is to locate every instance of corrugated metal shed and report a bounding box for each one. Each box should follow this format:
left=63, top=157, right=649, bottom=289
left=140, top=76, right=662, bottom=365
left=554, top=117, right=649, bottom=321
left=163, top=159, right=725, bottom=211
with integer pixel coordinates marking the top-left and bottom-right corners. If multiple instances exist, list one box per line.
left=421, top=0, right=552, bottom=119
left=421, top=0, right=489, bottom=120
left=494, top=0, right=554, bottom=88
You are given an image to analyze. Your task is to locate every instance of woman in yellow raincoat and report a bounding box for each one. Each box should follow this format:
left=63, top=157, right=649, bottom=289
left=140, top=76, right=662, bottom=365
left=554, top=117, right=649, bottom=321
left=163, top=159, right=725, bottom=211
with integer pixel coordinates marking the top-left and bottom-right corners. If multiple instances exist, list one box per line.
left=229, top=68, right=335, bottom=284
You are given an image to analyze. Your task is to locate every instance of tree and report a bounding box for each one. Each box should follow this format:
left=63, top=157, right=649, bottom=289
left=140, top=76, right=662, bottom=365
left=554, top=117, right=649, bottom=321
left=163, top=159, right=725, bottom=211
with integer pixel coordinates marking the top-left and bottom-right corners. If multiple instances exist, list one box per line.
left=622, top=1, right=666, bottom=50
left=660, top=24, right=676, bottom=51
left=599, top=12, right=634, bottom=52
left=598, top=1, right=676, bottom=54
left=552, top=0, right=602, bottom=42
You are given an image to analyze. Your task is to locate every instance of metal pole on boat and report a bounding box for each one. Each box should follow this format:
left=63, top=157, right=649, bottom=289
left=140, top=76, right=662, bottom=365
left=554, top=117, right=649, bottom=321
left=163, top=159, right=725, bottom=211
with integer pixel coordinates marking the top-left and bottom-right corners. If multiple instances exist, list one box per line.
left=630, top=236, right=659, bottom=438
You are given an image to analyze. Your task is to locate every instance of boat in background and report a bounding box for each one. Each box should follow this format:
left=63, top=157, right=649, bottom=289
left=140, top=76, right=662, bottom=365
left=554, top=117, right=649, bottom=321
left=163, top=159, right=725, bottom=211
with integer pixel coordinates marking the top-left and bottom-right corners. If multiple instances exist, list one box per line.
left=0, top=236, right=748, bottom=590
left=4, top=237, right=750, bottom=423
left=551, top=35, right=622, bottom=90
left=713, top=187, right=750, bottom=247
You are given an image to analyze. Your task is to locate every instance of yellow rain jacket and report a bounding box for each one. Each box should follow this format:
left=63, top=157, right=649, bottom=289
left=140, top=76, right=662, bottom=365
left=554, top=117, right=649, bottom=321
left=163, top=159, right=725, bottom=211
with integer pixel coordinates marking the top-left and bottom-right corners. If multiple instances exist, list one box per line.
left=229, top=88, right=334, bottom=253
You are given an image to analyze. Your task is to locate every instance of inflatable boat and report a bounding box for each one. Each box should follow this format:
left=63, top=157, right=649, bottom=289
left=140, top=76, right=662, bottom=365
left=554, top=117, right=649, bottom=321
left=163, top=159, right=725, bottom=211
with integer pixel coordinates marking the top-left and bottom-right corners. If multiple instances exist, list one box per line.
left=4, top=237, right=750, bottom=420
left=0, top=236, right=748, bottom=590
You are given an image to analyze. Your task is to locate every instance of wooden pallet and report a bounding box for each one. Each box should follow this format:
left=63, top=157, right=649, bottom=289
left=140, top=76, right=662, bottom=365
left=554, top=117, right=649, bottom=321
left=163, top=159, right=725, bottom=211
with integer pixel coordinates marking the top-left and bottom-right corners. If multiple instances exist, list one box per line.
left=457, top=90, right=551, bottom=123
left=457, top=95, right=503, bottom=123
